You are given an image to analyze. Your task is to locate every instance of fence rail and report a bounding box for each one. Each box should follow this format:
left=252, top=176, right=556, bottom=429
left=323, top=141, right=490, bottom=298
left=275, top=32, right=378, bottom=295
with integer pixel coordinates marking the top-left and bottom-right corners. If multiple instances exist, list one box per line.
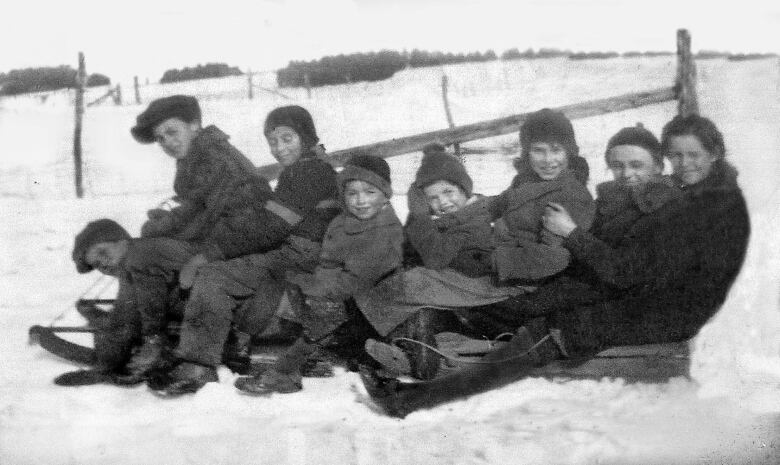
left=258, top=86, right=677, bottom=180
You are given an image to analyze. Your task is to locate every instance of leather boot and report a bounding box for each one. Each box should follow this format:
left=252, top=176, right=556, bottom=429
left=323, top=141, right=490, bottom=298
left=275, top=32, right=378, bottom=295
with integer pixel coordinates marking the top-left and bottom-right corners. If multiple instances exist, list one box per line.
left=154, top=361, right=218, bottom=397
left=235, top=298, right=349, bottom=396
left=365, top=307, right=442, bottom=380
left=361, top=328, right=564, bottom=418
left=223, top=330, right=252, bottom=375
left=114, top=334, right=166, bottom=384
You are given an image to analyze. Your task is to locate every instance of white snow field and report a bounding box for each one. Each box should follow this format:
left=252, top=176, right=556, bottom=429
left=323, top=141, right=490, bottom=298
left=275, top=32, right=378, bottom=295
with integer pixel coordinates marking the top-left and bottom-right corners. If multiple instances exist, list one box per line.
left=1, top=57, right=779, bottom=464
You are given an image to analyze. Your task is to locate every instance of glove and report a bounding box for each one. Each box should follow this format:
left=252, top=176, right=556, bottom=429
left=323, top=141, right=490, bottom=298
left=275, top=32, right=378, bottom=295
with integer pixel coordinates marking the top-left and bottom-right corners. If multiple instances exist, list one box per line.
left=179, top=254, right=209, bottom=289
left=140, top=210, right=175, bottom=238
left=407, top=186, right=431, bottom=217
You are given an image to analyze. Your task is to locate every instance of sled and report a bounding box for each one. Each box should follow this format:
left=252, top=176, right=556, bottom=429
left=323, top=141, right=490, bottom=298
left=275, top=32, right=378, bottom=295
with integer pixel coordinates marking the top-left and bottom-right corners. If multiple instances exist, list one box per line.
left=436, top=332, right=690, bottom=383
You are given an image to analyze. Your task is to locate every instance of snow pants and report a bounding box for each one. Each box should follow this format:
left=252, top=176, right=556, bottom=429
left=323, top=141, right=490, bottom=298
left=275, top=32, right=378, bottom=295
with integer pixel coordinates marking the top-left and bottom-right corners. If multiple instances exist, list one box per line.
left=175, top=236, right=321, bottom=367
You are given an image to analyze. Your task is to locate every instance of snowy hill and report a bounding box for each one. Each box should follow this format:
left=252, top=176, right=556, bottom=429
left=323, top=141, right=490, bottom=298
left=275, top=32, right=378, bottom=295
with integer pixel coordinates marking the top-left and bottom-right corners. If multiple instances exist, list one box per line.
left=1, top=57, right=778, bottom=464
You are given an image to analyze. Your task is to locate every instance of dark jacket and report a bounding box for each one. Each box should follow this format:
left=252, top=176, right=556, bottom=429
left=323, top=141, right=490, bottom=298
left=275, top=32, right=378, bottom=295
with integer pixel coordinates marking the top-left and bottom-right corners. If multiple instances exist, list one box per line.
left=274, top=153, right=341, bottom=242
left=404, top=195, right=494, bottom=277
left=554, top=161, right=750, bottom=356
left=291, top=205, right=404, bottom=300
left=143, top=125, right=295, bottom=260
left=489, top=166, right=595, bottom=282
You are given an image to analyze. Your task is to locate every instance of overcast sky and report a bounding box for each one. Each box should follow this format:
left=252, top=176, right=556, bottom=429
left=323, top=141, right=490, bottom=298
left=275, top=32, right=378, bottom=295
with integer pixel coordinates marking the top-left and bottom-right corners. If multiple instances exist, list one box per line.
left=2, top=0, right=778, bottom=84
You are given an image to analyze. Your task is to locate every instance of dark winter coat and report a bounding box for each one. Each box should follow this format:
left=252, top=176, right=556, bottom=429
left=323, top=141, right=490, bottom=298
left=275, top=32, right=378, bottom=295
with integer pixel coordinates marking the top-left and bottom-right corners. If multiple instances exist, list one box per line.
left=290, top=204, right=404, bottom=300
left=553, top=161, right=750, bottom=356
left=489, top=167, right=595, bottom=282
left=274, top=153, right=341, bottom=242
left=404, top=195, right=494, bottom=277
left=142, top=125, right=295, bottom=260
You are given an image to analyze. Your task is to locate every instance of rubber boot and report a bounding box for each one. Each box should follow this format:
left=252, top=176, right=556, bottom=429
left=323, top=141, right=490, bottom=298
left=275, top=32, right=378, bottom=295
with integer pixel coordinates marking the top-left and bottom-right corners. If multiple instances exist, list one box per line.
left=360, top=330, right=563, bottom=418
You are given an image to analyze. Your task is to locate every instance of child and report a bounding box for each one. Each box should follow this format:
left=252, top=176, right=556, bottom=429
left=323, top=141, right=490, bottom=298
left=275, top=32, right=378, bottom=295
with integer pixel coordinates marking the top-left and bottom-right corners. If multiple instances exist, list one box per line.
left=488, top=108, right=595, bottom=282
left=122, top=97, right=300, bottom=381
left=234, top=153, right=403, bottom=396
left=356, top=144, right=527, bottom=380
left=54, top=219, right=195, bottom=386
left=153, top=106, right=340, bottom=396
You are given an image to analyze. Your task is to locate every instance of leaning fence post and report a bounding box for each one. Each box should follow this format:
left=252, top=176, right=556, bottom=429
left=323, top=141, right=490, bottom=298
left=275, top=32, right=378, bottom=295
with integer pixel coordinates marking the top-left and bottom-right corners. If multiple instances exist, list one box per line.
left=676, top=29, right=699, bottom=116
left=133, top=76, right=141, bottom=104
left=440, top=74, right=461, bottom=157
left=247, top=69, right=254, bottom=99
left=73, top=52, right=86, bottom=198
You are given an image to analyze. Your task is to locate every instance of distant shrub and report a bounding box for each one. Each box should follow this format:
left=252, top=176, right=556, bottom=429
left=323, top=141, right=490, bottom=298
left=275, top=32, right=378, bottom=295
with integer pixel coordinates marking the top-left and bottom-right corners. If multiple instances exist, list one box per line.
left=160, top=63, right=243, bottom=84
left=569, top=51, right=620, bottom=60
left=501, top=48, right=571, bottom=60
left=0, top=66, right=77, bottom=96
left=86, top=73, right=111, bottom=87
left=277, top=49, right=499, bottom=88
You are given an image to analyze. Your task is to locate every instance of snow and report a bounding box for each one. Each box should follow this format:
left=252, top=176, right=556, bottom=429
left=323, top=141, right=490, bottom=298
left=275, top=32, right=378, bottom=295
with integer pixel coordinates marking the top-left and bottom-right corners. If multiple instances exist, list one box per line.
left=1, top=57, right=779, bottom=464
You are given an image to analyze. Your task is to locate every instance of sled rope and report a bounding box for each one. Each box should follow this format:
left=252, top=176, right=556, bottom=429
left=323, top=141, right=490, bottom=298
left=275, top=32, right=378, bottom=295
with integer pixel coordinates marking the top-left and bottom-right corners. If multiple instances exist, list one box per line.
left=391, top=334, right=554, bottom=365
left=48, top=275, right=111, bottom=326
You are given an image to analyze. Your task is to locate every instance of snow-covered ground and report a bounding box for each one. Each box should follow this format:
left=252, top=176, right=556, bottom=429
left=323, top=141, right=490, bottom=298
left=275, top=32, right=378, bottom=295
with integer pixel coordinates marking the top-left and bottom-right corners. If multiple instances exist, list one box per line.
left=1, top=57, right=779, bottom=464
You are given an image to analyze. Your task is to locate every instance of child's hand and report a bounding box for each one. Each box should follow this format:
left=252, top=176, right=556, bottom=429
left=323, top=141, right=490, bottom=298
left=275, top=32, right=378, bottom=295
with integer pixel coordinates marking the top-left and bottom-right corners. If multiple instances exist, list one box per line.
left=542, top=202, right=578, bottom=237
left=407, top=187, right=431, bottom=217
left=179, top=254, right=209, bottom=289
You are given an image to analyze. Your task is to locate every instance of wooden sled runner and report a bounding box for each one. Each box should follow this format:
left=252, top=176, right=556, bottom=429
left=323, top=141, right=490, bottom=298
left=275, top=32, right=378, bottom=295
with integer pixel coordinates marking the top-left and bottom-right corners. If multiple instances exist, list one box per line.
left=437, top=332, right=690, bottom=383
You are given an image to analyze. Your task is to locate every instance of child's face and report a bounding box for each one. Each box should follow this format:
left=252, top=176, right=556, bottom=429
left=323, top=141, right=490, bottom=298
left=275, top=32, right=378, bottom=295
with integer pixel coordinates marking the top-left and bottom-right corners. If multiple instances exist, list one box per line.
left=666, top=135, right=718, bottom=186
left=267, top=126, right=304, bottom=167
left=606, top=145, right=662, bottom=191
left=85, top=241, right=128, bottom=276
left=344, top=180, right=387, bottom=220
left=528, top=142, right=569, bottom=180
left=423, top=180, right=469, bottom=216
left=153, top=117, right=200, bottom=160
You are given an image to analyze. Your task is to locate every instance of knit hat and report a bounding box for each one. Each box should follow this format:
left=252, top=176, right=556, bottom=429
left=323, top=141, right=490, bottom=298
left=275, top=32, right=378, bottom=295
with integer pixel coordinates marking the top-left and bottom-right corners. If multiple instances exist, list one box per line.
left=337, top=153, right=392, bottom=197
left=264, top=105, right=319, bottom=151
left=605, top=124, right=662, bottom=165
left=414, top=144, right=473, bottom=196
left=131, top=95, right=201, bottom=144
left=72, top=219, right=131, bottom=273
left=520, top=108, right=579, bottom=158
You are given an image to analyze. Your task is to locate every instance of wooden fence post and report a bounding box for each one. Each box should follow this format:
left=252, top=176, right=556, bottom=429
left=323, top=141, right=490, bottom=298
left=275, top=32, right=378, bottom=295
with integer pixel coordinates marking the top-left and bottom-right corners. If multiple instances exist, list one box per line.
left=304, top=72, right=311, bottom=99
left=440, top=74, right=461, bottom=157
left=73, top=52, right=86, bottom=198
left=247, top=69, right=254, bottom=100
left=676, top=29, right=699, bottom=116
left=133, top=76, right=141, bottom=104
left=113, top=84, right=122, bottom=105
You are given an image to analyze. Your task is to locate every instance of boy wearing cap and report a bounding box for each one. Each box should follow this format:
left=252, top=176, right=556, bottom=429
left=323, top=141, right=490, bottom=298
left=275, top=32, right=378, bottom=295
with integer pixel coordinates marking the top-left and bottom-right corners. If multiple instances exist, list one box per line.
left=122, top=97, right=305, bottom=381
left=153, top=106, right=341, bottom=395
left=54, top=219, right=196, bottom=385
left=234, top=153, right=403, bottom=396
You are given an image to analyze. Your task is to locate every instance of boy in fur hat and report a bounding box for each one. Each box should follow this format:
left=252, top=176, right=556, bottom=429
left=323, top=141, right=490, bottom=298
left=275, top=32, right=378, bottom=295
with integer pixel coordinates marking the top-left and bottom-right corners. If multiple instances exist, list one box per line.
left=154, top=106, right=341, bottom=396
left=234, top=153, right=403, bottom=396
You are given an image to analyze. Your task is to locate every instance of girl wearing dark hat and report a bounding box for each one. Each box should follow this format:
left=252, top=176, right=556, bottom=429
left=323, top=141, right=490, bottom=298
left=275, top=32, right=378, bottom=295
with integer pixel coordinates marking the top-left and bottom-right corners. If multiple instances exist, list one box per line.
left=235, top=153, right=403, bottom=396
left=154, top=106, right=341, bottom=396
left=355, top=145, right=528, bottom=380
left=489, top=108, right=595, bottom=282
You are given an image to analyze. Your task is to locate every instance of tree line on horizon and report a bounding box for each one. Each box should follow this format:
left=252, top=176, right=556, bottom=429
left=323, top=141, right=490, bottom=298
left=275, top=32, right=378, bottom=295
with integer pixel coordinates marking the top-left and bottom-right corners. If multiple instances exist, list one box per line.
left=277, top=47, right=775, bottom=88
left=0, top=66, right=110, bottom=97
